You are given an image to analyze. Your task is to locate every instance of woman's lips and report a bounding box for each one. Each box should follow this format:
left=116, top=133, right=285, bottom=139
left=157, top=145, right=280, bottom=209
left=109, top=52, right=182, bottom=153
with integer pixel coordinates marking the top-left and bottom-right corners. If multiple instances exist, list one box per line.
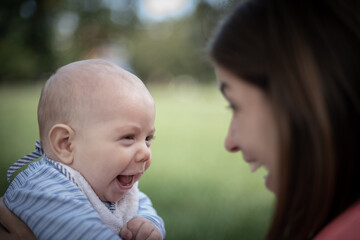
left=242, top=154, right=261, bottom=172
left=249, top=161, right=262, bottom=172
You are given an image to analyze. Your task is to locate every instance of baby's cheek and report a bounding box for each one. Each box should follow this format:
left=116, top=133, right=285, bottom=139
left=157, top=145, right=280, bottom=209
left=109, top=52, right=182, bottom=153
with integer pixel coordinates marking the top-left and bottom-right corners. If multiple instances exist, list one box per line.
left=145, top=160, right=151, bottom=170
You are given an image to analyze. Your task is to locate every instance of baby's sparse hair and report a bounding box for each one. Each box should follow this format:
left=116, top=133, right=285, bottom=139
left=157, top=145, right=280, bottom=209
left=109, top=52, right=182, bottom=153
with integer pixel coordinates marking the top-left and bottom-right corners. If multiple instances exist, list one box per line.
left=37, top=59, right=150, bottom=154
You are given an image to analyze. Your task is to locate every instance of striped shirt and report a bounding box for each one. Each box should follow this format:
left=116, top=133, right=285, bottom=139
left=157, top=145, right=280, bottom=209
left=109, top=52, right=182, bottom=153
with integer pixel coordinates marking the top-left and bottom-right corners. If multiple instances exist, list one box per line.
left=5, top=158, right=165, bottom=240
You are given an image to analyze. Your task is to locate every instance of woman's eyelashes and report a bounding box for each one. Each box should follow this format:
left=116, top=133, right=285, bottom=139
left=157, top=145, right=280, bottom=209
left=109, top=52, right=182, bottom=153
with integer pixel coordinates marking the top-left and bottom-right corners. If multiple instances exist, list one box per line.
left=227, top=103, right=237, bottom=111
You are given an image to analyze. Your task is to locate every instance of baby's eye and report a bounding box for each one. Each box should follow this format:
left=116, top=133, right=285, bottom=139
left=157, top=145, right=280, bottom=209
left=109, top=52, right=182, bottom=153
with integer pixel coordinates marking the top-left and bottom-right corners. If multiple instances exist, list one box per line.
left=145, top=136, right=155, bottom=147
left=123, top=135, right=135, bottom=140
left=146, top=135, right=154, bottom=142
left=145, top=136, right=153, bottom=147
left=120, top=135, right=135, bottom=146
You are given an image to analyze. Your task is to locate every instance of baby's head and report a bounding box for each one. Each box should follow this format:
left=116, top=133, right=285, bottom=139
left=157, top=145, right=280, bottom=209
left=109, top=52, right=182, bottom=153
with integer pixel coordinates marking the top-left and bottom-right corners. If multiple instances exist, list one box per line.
left=38, top=59, right=155, bottom=202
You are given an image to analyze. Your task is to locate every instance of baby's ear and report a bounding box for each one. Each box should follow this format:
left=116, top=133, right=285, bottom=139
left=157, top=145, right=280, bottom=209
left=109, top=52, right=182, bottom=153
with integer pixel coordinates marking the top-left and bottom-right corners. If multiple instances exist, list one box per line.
left=48, top=124, right=75, bottom=165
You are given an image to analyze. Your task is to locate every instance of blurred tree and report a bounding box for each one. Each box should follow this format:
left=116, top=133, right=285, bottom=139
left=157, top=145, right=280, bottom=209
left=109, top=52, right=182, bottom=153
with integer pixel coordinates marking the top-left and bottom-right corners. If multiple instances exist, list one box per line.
left=53, top=0, right=138, bottom=67
left=0, top=0, right=55, bottom=82
left=0, top=0, right=138, bottom=82
left=0, top=0, right=238, bottom=83
left=129, top=0, right=238, bottom=83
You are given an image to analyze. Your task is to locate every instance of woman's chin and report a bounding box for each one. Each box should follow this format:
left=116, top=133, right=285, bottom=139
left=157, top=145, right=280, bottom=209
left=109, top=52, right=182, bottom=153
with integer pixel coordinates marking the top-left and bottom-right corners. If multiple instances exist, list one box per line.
left=265, top=174, right=276, bottom=193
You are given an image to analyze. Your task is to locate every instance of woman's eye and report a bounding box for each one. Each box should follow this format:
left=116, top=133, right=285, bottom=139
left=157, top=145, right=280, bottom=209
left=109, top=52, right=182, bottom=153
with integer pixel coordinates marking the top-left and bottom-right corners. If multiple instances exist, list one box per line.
left=227, top=103, right=236, bottom=111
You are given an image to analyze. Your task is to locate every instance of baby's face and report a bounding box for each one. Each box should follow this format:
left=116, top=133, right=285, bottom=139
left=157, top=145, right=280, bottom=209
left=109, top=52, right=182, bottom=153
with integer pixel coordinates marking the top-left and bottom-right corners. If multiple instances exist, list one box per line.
left=70, top=80, right=155, bottom=202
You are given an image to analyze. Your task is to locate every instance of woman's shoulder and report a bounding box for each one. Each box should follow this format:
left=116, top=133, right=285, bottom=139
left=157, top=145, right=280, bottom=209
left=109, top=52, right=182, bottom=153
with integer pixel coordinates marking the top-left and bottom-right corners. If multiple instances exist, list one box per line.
left=314, top=200, right=360, bottom=240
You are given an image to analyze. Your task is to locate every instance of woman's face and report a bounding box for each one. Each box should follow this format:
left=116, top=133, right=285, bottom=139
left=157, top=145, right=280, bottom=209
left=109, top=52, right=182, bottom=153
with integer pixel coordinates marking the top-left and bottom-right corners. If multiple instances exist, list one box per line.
left=215, top=65, right=279, bottom=193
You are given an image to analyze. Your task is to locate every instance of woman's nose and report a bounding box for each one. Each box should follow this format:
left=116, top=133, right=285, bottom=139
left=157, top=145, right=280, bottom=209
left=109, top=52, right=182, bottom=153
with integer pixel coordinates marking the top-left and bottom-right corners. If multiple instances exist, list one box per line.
left=225, top=122, right=240, bottom=153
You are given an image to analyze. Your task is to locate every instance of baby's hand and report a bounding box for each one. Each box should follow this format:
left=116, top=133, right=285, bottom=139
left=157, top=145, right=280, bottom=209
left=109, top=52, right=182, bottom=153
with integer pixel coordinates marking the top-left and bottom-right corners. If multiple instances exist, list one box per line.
left=120, top=216, right=162, bottom=240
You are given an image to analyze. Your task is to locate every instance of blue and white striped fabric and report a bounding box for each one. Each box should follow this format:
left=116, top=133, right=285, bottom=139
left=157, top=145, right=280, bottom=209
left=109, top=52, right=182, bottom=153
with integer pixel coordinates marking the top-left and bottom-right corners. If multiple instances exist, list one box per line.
left=7, top=140, right=43, bottom=182
left=5, top=156, right=165, bottom=239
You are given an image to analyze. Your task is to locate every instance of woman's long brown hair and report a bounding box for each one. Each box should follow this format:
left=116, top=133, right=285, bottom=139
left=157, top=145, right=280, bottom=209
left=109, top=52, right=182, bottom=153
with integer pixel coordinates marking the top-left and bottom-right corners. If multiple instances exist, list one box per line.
left=209, top=0, right=360, bottom=239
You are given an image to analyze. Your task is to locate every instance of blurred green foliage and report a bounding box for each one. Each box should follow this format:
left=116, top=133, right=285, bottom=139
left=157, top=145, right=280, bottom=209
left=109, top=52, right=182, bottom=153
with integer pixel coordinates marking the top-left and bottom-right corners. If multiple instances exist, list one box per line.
left=0, top=1, right=274, bottom=239
left=0, top=84, right=274, bottom=239
left=0, top=0, right=237, bottom=83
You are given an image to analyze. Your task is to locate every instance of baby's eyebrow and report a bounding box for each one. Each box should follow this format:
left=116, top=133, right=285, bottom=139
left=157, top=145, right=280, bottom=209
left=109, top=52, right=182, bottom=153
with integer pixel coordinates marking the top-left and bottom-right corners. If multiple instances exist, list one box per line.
left=115, top=125, right=140, bottom=133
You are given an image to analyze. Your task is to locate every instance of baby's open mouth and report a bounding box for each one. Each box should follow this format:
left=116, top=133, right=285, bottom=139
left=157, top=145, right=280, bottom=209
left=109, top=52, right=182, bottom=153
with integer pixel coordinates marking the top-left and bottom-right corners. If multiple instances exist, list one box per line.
left=117, top=175, right=134, bottom=186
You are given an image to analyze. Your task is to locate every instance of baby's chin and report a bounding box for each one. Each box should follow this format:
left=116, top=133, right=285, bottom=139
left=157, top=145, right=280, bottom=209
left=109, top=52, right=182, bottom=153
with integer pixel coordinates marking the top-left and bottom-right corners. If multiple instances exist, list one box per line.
left=100, top=174, right=142, bottom=202
left=100, top=188, right=126, bottom=203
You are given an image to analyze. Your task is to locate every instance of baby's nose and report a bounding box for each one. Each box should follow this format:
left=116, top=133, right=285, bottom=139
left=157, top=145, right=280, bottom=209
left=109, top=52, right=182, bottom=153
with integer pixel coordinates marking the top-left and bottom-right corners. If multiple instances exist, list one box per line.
left=135, top=144, right=151, bottom=163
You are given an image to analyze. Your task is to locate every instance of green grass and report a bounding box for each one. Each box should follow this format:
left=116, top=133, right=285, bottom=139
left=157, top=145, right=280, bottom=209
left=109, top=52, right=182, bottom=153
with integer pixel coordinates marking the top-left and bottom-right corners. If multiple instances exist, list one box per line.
left=0, top=83, right=274, bottom=239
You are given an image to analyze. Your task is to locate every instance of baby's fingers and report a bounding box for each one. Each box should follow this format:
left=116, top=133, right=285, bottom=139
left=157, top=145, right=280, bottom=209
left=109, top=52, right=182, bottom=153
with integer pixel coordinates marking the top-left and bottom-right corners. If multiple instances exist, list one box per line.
left=133, top=222, right=161, bottom=240
left=125, top=217, right=162, bottom=240
left=143, top=228, right=162, bottom=240
left=120, top=226, right=133, bottom=240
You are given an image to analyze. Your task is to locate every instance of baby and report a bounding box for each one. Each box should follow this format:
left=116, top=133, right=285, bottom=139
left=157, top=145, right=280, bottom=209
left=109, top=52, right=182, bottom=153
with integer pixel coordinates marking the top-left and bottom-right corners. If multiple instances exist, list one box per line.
left=5, top=59, right=165, bottom=240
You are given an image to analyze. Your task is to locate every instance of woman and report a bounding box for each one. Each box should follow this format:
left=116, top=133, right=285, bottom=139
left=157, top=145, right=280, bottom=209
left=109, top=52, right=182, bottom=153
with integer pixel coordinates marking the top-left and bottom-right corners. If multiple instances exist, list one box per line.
left=2, top=0, right=360, bottom=239
left=0, top=198, right=35, bottom=239
left=209, top=0, right=360, bottom=239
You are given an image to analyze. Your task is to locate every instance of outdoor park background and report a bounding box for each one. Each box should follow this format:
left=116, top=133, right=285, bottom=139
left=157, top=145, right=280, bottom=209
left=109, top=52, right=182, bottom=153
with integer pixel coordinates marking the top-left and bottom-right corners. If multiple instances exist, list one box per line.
left=0, top=0, right=274, bottom=239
